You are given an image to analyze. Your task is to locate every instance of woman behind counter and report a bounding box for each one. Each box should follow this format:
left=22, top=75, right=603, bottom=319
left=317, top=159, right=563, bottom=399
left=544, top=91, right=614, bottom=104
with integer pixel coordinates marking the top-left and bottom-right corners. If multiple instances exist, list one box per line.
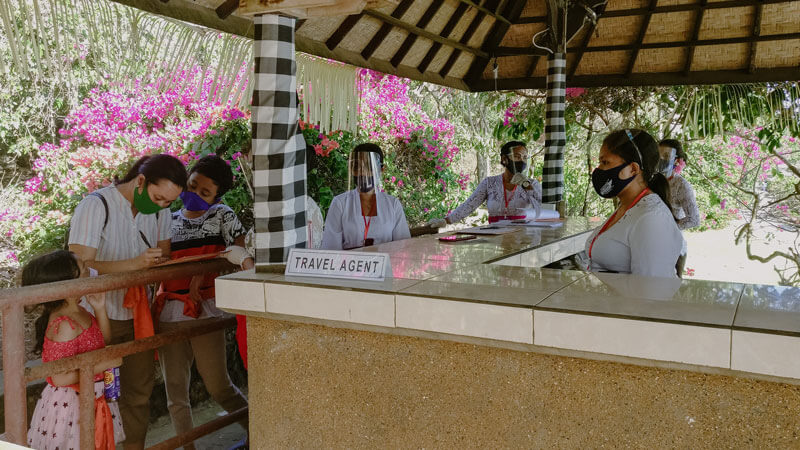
left=429, top=141, right=542, bottom=228
left=584, top=129, right=684, bottom=278
left=321, top=143, right=410, bottom=250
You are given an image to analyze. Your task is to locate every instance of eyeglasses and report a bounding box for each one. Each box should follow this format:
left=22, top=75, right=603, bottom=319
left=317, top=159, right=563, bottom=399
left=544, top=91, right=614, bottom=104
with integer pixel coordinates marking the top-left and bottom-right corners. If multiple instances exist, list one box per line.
left=624, top=129, right=644, bottom=166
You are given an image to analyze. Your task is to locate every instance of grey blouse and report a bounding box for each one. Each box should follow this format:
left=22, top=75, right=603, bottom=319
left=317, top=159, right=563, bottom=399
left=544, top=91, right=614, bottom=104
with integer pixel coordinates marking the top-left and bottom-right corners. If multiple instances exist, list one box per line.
left=668, top=174, right=700, bottom=230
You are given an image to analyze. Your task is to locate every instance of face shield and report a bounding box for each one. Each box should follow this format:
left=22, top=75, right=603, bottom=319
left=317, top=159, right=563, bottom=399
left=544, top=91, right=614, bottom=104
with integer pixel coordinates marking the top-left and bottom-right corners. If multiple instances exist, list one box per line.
left=656, top=147, right=677, bottom=178
left=348, top=150, right=383, bottom=193
left=504, top=145, right=530, bottom=175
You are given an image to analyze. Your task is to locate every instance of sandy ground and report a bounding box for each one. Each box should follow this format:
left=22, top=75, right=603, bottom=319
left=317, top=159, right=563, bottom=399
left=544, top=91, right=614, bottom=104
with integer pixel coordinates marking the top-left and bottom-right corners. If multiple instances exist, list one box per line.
left=682, top=220, right=798, bottom=285
left=144, top=396, right=247, bottom=450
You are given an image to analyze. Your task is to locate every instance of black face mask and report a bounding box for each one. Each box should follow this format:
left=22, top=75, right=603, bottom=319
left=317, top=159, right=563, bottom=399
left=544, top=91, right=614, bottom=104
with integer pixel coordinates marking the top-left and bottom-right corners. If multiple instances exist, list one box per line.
left=353, top=175, right=375, bottom=193
left=591, top=162, right=635, bottom=198
left=504, top=160, right=527, bottom=174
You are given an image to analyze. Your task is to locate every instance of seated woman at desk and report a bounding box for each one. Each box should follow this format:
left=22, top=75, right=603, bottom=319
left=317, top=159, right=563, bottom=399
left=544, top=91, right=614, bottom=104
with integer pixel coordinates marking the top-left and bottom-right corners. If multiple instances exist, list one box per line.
left=428, top=141, right=542, bottom=227
left=321, top=143, right=410, bottom=250
left=584, top=129, right=684, bottom=278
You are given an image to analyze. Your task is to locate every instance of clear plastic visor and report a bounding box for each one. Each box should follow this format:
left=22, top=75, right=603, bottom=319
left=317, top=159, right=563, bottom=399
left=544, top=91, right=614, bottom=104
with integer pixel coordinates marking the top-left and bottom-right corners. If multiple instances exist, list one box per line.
left=504, top=146, right=530, bottom=175
left=656, top=147, right=677, bottom=178
left=348, top=151, right=383, bottom=193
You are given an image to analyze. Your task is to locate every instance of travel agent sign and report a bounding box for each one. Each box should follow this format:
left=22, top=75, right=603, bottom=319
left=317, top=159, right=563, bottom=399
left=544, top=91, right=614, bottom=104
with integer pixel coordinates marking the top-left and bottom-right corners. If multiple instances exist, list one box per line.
left=285, top=248, right=392, bottom=281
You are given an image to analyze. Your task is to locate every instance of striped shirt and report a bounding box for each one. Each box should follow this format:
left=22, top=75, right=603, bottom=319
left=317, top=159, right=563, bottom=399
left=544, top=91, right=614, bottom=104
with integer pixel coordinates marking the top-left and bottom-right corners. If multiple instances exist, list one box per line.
left=69, top=185, right=172, bottom=320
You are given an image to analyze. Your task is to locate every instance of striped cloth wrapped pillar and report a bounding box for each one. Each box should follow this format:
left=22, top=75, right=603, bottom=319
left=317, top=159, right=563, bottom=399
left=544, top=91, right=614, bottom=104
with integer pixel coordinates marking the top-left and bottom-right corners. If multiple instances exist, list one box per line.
left=541, top=52, right=567, bottom=204
left=252, top=14, right=308, bottom=267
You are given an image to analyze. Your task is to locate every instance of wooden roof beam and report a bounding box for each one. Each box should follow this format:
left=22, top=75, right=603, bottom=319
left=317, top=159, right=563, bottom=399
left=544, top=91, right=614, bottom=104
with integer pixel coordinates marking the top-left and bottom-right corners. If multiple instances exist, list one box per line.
left=683, top=0, right=708, bottom=75
left=525, top=55, right=541, bottom=78
left=568, top=21, right=598, bottom=77
left=438, top=0, right=492, bottom=78
left=516, top=0, right=796, bottom=23
left=463, top=0, right=526, bottom=85
left=748, top=1, right=764, bottom=73
left=360, top=0, right=413, bottom=61
left=326, top=14, right=361, bottom=50
left=417, top=2, right=469, bottom=73
left=216, top=0, right=239, bottom=19
left=389, top=0, right=444, bottom=68
left=625, top=0, right=658, bottom=77
left=457, top=0, right=511, bottom=25
left=363, top=8, right=489, bottom=59
left=106, top=0, right=254, bottom=38
left=495, top=32, right=800, bottom=56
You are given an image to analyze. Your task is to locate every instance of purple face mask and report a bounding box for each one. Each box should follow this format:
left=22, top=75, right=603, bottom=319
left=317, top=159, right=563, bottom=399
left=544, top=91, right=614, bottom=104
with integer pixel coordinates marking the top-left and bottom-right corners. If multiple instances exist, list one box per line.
left=180, top=191, right=217, bottom=212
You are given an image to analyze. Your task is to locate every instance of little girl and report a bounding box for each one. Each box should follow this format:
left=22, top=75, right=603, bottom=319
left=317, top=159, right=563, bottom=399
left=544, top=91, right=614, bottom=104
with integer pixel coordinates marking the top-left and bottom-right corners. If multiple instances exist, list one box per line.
left=23, top=250, right=125, bottom=450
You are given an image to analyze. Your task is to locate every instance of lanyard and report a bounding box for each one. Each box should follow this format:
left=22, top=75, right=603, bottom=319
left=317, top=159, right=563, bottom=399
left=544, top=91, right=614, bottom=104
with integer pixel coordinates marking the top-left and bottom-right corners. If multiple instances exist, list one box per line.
left=503, top=185, right=517, bottom=212
left=588, top=188, right=650, bottom=259
left=363, top=215, right=372, bottom=242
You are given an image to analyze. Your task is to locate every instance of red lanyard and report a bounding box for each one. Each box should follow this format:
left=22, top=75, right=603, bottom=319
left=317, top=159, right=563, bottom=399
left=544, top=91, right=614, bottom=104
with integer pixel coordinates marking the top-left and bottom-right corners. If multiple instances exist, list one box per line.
left=363, top=215, right=372, bottom=241
left=362, top=200, right=376, bottom=242
left=588, top=188, right=650, bottom=259
left=503, top=185, right=517, bottom=211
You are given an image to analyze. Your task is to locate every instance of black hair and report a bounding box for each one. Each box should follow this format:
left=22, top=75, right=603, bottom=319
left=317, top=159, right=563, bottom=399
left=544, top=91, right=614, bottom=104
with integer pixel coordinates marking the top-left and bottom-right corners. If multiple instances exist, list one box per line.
left=603, top=129, right=670, bottom=206
left=658, top=139, right=687, bottom=162
left=500, top=141, right=527, bottom=158
left=21, top=250, right=81, bottom=356
left=306, top=144, right=317, bottom=175
left=189, top=155, right=234, bottom=198
left=353, top=143, right=384, bottom=165
left=115, top=154, right=188, bottom=190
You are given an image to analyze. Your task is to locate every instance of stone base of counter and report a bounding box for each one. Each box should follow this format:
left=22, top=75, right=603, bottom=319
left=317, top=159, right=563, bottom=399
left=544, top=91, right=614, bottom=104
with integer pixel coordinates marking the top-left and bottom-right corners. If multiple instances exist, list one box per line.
left=248, top=317, right=800, bottom=447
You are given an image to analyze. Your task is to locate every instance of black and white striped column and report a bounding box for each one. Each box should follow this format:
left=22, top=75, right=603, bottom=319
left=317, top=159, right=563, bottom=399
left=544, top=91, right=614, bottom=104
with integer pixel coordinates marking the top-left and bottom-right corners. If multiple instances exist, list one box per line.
left=542, top=52, right=567, bottom=204
left=252, top=14, right=308, bottom=267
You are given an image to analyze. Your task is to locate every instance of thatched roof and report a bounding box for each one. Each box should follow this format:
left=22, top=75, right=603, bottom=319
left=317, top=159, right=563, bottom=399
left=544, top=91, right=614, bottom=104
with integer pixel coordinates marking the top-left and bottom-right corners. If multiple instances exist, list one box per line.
left=111, top=0, right=800, bottom=91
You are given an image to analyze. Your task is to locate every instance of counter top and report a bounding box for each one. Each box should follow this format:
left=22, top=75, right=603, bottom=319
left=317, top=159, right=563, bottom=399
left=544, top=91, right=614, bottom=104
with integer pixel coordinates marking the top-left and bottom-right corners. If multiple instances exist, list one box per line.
left=217, top=217, right=800, bottom=382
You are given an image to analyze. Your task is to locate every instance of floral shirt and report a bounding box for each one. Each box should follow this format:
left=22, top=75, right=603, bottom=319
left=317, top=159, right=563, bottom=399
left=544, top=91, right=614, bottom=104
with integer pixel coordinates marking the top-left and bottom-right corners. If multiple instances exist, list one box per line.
left=668, top=174, right=700, bottom=230
left=447, top=174, right=542, bottom=223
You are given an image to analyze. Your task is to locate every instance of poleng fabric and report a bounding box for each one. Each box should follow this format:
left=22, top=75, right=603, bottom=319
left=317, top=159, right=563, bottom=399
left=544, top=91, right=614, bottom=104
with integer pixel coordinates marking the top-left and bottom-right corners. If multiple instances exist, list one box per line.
left=320, top=189, right=410, bottom=250
left=584, top=193, right=684, bottom=278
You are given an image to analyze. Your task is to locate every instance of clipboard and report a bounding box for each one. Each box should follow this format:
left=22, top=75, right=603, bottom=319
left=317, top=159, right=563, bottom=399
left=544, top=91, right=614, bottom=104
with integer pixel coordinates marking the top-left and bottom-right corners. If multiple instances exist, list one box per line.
left=153, top=250, right=230, bottom=267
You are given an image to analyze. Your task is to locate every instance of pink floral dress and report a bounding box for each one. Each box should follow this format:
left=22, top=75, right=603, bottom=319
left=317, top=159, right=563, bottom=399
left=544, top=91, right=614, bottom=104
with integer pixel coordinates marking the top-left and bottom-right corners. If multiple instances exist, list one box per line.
left=27, top=313, right=125, bottom=450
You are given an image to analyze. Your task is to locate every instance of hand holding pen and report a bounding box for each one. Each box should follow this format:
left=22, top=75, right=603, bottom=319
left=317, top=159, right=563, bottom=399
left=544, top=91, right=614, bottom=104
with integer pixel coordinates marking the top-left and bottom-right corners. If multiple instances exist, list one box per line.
left=137, top=230, right=166, bottom=268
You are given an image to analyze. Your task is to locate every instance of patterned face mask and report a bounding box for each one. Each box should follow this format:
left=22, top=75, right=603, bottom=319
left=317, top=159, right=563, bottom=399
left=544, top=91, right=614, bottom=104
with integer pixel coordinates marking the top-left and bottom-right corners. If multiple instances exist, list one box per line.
left=591, top=162, right=636, bottom=198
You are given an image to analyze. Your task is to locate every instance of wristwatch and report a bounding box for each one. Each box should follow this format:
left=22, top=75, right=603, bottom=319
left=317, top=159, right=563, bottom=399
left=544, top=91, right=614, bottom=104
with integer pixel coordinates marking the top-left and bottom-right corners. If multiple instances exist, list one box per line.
left=521, top=179, right=531, bottom=189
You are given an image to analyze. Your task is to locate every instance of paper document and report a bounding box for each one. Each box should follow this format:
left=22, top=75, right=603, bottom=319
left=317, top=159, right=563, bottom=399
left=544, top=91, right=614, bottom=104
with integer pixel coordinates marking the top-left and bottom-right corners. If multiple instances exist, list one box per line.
left=456, top=225, right=521, bottom=235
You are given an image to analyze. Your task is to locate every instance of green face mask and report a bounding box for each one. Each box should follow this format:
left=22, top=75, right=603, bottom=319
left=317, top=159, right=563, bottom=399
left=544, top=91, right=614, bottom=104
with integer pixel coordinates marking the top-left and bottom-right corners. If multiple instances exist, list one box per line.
left=133, top=182, right=162, bottom=215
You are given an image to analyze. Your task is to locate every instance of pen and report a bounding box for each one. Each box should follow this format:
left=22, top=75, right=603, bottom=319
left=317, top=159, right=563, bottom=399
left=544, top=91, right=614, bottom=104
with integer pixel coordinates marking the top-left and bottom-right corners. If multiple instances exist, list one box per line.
left=139, top=230, right=153, bottom=248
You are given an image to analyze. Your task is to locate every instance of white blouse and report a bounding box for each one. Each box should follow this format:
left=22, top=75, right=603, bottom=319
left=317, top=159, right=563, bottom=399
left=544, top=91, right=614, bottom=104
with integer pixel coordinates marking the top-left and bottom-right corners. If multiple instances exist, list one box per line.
left=584, top=193, right=684, bottom=278
left=447, top=174, right=542, bottom=223
left=668, top=174, right=700, bottom=230
left=321, top=189, right=410, bottom=250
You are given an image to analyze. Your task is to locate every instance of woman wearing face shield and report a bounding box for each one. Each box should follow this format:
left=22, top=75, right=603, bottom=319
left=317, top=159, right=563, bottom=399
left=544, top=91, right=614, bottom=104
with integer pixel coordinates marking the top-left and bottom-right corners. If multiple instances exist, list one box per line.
left=320, top=143, right=411, bottom=250
left=584, top=129, right=684, bottom=278
left=428, top=141, right=542, bottom=227
left=657, top=139, right=700, bottom=230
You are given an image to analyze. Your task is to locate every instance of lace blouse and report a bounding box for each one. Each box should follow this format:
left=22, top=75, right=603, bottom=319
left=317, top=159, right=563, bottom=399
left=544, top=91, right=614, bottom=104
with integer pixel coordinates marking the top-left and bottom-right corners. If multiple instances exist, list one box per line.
left=447, top=174, right=542, bottom=223
left=668, top=174, right=700, bottom=230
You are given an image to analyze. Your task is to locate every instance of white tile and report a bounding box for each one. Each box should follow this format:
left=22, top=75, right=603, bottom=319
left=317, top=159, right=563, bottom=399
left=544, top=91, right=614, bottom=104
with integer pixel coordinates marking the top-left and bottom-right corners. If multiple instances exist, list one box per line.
left=265, top=283, right=395, bottom=327
left=396, top=295, right=533, bottom=344
left=215, top=278, right=267, bottom=312
left=520, top=248, right=551, bottom=268
left=534, top=310, right=730, bottom=368
left=731, top=330, right=800, bottom=379
left=490, top=254, right=521, bottom=267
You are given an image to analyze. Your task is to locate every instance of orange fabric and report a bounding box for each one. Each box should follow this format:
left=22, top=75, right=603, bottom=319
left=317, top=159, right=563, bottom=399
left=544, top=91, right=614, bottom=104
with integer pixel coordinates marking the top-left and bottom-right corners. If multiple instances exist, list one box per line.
left=123, top=286, right=155, bottom=340
left=94, top=395, right=115, bottom=450
left=151, top=285, right=215, bottom=323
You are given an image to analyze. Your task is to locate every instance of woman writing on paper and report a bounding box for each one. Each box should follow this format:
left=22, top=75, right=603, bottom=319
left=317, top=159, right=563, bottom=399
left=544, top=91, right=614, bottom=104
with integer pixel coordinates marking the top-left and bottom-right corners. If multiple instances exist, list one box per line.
left=427, top=141, right=542, bottom=228
left=321, top=143, right=410, bottom=250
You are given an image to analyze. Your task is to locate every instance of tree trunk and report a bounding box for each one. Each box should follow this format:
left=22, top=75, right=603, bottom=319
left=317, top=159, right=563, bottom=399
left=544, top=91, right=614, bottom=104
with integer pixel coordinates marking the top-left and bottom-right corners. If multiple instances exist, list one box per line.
left=476, top=152, right=488, bottom=181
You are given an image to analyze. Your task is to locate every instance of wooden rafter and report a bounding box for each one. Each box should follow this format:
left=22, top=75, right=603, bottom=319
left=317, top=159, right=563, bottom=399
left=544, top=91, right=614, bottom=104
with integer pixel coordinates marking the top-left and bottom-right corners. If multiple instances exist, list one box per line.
left=326, top=14, right=361, bottom=50
left=363, top=8, right=489, bottom=59
left=516, top=0, right=796, bottom=23
left=215, top=0, right=238, bottom=19
left=389, top=0, right=444, bottom=68
left=683, top=0, right=708, bottom=75
left=417, top=2, right=469, bottom=73
left=464, top=0, right=526, bottom=84
left=360, top=0, right=413, bottom=61
left=457, top=0, right=510, bottom=25
left=525, top=55, right=541, bottom=78
left=438, top=0, right=491, bottom=78
left=495, top=32, right=800, bottom=56
left=748, top=1, right=764, bottom=73
left=625, top=0, right=658, bottom=77
left=568, top=21, right=598, bottom=77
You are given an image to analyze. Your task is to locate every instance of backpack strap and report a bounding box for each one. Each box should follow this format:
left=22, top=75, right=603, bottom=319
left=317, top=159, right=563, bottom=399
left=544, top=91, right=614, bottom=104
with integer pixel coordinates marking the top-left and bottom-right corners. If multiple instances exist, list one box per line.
left=88, top=191, right=109, bottom=231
